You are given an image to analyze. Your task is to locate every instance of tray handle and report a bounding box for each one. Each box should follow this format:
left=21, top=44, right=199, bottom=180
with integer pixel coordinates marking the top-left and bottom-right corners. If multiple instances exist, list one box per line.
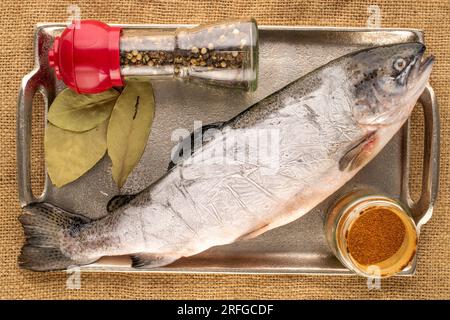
left=403, top=85, right=440, bottom=228
left=17, top=69, right=50, bottom=207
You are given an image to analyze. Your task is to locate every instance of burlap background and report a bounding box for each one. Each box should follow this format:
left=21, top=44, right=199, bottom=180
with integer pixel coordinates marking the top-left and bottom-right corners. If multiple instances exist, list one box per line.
left=0, top=0, right=448, bottom=299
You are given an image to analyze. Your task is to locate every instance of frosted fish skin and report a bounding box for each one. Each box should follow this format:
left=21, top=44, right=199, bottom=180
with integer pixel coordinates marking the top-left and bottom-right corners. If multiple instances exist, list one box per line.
left=19, top=43, right=434, bottom=271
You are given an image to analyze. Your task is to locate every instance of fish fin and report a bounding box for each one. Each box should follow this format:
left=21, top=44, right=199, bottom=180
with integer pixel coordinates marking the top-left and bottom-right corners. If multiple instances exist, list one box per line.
left=339, top=131, right=377, bottom=171
left=168, top=121, right=224, bottom=171
left=107, top=194, right=136, bottom=212
left=18, top=202, right=93, bottom=271
left=238, top=223, right=271, bottom=241
left=130, top=253, right=179, bottom=269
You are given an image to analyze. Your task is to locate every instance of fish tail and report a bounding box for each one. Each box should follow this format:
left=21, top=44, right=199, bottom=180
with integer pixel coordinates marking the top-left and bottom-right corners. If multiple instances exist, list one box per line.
left=18, top=202, right=92, bottom=271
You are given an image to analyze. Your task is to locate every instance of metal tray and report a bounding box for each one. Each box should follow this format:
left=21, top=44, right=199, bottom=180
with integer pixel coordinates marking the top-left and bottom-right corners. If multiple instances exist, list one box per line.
left=17, top=24, right=440, bottom=275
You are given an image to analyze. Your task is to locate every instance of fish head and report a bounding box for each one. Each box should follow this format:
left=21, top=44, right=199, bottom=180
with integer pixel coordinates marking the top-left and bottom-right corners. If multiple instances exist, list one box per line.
left=348, top=42, right=434, bottom=127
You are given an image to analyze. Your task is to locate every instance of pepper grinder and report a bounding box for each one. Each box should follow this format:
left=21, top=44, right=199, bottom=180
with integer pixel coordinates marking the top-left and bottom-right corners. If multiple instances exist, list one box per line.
left=48, top=19, right=259, bottom=94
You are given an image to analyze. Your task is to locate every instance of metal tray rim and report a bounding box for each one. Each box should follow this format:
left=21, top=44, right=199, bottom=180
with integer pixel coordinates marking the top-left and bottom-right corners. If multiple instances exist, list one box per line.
left=17, top=23, right=439, bottom=276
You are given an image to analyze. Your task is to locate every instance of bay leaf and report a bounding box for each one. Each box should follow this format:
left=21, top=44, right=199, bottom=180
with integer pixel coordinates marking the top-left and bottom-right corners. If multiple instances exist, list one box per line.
left=107, top=81, right=155, bottom=188
left=48, top=88, right=119, bottom=132
left=45, top=121, right=108, bottom=188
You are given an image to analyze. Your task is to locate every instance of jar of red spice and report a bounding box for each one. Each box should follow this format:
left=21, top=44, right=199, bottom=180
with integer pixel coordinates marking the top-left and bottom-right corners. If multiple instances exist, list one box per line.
left=324, top=191, right=418, bottom=278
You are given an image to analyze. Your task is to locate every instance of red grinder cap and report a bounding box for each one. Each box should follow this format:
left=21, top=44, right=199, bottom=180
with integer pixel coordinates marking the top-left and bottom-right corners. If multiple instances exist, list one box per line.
left=48, top=20, right=123, bottom=93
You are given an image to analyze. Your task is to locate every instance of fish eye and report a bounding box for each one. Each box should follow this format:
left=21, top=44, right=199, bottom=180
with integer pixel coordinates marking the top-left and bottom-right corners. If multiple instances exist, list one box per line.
left=393, top=58, right=407, bottom=72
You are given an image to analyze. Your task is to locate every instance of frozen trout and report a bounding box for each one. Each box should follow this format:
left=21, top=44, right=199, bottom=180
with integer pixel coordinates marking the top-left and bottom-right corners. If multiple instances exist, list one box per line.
left=20, top=43, right=433, bottom=271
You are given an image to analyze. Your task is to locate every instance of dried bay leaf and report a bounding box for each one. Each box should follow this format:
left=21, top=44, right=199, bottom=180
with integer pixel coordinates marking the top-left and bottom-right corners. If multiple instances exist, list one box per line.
left=107, top=81, right=155, bottom=188
left=48, top=88, right=119, bottom=132
left=45, top=121, right=108, bottom=187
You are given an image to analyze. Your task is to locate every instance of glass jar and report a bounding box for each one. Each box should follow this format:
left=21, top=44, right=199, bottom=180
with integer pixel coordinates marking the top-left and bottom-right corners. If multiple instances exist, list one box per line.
left=324, top=191, right=418, bottom=278
left=48, top=19, right=259, bottom=94
left=120, top=19, right=258, bottom=90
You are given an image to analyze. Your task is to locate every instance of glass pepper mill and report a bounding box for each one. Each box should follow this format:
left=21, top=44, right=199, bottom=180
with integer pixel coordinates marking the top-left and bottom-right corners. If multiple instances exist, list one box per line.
left=48, top=19, right=259, bottom=94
